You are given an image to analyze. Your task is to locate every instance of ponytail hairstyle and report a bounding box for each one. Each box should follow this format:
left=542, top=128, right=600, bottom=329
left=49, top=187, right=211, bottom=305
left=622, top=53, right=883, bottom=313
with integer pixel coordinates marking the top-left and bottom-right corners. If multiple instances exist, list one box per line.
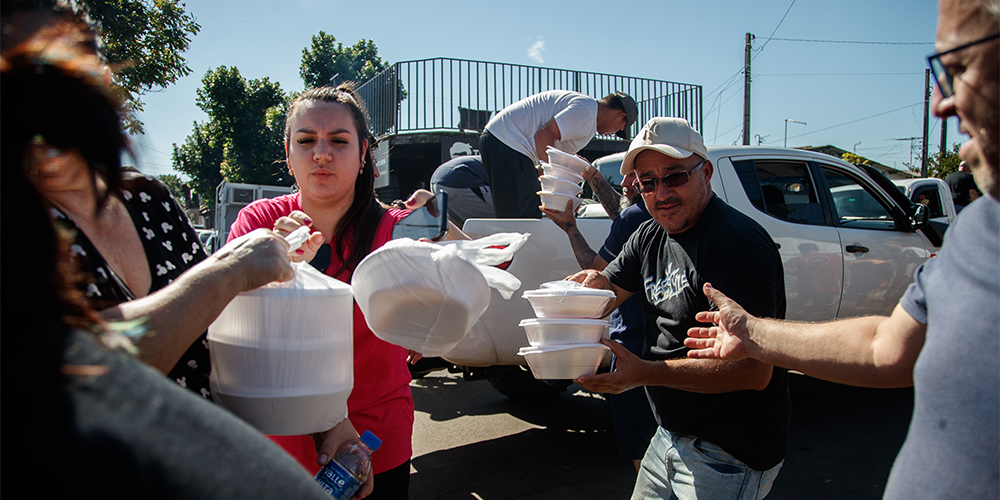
left=284, top=83, right=383, bottom=280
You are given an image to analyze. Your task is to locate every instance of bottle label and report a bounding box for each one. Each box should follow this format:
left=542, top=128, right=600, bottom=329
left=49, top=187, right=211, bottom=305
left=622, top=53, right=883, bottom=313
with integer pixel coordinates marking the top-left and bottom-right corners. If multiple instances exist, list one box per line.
left=315, top=460, right=360, bottom=500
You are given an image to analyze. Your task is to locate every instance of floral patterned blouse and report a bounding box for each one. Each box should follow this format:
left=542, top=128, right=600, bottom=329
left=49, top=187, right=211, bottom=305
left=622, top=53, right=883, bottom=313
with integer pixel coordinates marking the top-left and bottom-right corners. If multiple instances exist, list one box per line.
left=50, top=170, right=212, bottom=398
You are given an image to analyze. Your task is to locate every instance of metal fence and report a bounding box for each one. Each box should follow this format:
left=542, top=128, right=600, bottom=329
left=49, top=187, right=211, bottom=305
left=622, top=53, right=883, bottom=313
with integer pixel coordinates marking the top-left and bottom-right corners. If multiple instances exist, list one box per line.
left=357, top=57, right=703, bottom=141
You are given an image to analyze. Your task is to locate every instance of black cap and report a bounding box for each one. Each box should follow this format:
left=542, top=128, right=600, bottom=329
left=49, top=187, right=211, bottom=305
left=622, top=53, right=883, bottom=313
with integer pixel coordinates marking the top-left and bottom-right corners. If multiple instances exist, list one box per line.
left=614, top=92, right=638, bottom=140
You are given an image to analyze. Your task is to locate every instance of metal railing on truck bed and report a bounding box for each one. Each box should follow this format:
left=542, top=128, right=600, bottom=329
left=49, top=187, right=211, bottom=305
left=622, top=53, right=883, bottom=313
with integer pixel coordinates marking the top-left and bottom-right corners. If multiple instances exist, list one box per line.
left=357, top=57, right=703, bottom=140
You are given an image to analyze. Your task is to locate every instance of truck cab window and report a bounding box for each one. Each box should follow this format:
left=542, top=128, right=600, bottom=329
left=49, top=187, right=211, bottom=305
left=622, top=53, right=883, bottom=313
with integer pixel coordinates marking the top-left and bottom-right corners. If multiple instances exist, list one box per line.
left=822, top=166, right=896, bottom=229
left=734, top=159, right=825, bottom=225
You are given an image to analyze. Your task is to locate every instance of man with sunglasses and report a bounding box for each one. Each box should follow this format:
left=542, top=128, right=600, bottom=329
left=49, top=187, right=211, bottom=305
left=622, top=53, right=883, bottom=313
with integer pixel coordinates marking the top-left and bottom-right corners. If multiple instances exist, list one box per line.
left=571, top=117, right=790, bottom=499
left=682, top=1, right=999, bottom=498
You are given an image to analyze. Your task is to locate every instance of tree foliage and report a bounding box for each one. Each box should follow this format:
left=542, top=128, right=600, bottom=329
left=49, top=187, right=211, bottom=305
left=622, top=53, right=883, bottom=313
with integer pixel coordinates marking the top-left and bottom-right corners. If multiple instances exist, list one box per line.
left=926, top=143, right=962, bottom=179
left=81, top=0, right=200, bottom=134
left=172, top=32, right=398, bottom=210
left=155, top=173, right=189, bottom=206
left=172, top=66, right=289, bottom=207
left=841, top=152, right=871, bottom=166
left=300, top=31, right=390, bottom=88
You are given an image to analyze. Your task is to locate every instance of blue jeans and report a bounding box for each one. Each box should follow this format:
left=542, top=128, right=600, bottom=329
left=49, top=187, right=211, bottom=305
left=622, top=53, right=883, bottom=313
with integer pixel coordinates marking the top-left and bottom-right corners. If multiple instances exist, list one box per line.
left=631, top=427, right=782, bottom=500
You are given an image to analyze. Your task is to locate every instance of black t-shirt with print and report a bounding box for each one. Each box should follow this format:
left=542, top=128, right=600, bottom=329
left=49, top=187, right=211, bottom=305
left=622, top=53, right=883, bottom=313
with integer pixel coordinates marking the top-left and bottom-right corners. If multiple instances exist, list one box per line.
left=603, top=195, right=790, bottom=471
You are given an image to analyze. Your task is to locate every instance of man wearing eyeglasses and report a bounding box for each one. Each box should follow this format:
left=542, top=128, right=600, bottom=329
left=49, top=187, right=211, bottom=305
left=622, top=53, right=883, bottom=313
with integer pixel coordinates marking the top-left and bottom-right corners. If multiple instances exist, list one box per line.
left=680, top=1, right=999, bottom=498
left=570, top=117, right=790, bottom=500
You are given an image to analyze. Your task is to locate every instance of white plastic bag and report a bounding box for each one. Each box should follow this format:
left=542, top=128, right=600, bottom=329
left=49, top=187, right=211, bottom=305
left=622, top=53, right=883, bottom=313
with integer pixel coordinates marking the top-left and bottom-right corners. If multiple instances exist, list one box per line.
left=353, top=232, right=529, bottom=356
left=208, top=255, right=354, bottom=435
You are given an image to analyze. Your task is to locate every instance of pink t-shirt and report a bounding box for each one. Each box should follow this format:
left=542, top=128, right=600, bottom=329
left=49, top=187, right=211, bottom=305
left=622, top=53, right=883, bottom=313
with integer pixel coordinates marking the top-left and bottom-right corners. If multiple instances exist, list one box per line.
left=227, top=193, right=413, bottom=475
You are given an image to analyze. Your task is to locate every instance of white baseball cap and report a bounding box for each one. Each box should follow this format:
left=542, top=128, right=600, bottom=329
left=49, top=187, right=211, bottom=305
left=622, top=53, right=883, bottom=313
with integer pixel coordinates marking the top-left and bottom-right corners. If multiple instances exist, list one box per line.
left=620, top=117, right=708, bottom=175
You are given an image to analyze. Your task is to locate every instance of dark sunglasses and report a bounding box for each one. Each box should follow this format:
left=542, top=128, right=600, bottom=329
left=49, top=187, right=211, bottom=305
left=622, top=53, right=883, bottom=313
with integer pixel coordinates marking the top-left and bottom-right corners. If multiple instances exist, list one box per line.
left=927, top=32, right=1000, bottom=98
left=632, top=160, right=706, bottom=194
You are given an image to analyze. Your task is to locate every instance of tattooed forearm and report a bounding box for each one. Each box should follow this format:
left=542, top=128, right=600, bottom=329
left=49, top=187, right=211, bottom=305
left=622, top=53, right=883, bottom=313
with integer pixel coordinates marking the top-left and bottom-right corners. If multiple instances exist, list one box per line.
left=588, top=171, right=624, bottom=219
left=565, top=222, right=599, bottom=269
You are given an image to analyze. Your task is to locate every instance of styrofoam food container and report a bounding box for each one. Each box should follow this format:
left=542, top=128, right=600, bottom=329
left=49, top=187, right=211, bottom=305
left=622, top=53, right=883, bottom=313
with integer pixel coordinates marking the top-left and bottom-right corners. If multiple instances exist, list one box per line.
left=518, top=343, right=610, bottom=379
left=208, top=262, right=354, bottom=435
left=541, top=163, right=584, bottom=184
left=522, top=282, right=615, bottom=318
left=540, top=176, right=583, bottom=196
left=519, top=318, right=609, bottom=345
left=538, top=191, right=582, bottom=213
left=546, top=147, right=591, bottom=174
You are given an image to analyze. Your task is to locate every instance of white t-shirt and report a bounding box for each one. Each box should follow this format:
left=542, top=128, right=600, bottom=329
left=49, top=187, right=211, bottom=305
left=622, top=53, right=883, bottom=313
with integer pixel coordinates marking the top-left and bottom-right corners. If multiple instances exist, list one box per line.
left=484, top=90, right=598, bottom=165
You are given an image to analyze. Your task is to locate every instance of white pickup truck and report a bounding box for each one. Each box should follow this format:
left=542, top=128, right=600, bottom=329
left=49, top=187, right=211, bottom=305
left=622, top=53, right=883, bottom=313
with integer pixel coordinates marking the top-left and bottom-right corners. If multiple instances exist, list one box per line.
left=893, top=177, right=957, bottom=225
left=437, top=146, right=945, bottom=400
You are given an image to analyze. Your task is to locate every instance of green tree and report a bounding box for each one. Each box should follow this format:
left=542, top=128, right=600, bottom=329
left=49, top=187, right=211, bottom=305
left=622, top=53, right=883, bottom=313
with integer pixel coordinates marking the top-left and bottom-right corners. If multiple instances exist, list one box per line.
left=172, top=66, right=290, bottom=208
left=156, top=173, right=189, bottom=206
left=926, top=143, right=962, bottom=179
left=299, top=31, right=390, bottom=88
left=81, top=0, right=200, bottom=134
left=841, top=152, right=872, bottom=166
left=172, top=121, right=224, bottom=207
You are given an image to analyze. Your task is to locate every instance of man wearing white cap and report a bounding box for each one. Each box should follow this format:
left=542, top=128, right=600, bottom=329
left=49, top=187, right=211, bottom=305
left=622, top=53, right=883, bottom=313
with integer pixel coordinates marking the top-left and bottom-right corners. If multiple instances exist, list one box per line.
left=570, top=117, right=790, bottom=499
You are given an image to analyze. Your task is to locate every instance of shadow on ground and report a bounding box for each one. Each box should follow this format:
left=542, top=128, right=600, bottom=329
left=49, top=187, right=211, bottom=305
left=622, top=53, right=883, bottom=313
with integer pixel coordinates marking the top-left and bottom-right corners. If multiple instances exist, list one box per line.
left=409, top=372, right=913, bottom=500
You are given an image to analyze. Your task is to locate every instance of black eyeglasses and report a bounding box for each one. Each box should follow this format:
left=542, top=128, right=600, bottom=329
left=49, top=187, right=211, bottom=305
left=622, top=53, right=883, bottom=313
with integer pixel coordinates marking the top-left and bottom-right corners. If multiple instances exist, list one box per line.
left=632, top=161, right=706, bottom=193
left=927, top=32, right=1000, bottom=98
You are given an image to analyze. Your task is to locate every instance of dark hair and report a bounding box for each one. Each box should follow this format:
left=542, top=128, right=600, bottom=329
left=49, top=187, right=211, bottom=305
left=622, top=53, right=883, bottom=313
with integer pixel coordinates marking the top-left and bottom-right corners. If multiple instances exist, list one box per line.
left=1, top=5, right=127, bottom=474
left=600, top=93, right=626, bottom=112
left=2, top=10, right=127, bottom=323
left=284, top=83, right=384, bottom=279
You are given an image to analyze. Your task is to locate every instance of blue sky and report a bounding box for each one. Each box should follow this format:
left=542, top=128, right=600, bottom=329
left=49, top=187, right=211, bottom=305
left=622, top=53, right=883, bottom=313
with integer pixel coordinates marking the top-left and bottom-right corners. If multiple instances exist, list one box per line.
left=132, top=0, right=944, bottom=179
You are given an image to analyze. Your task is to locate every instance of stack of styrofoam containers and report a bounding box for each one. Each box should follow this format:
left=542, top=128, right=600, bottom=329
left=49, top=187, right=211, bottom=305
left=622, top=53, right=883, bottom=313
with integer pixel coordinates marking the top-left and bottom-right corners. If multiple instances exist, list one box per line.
left=516, top=281, right=615, bottom=379
left=538, top=146, right=589, bottom=213
left=208, top=262, right=354, bottom=436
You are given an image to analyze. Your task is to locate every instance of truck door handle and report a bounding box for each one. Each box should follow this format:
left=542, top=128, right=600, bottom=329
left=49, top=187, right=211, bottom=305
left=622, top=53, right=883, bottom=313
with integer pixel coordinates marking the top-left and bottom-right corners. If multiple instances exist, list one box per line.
left=846, top=245, right=869, bottom=253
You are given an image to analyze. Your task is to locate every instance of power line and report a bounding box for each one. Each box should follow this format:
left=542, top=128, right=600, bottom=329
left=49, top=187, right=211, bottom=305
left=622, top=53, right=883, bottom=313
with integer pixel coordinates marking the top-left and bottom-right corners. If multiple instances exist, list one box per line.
left=752, top=0, right=797, bottom=61
left=756, top=72, right=923, bottom=77
left=778, top=102, right=922, bottom=143
left=769, top=37, right=933, bottom=45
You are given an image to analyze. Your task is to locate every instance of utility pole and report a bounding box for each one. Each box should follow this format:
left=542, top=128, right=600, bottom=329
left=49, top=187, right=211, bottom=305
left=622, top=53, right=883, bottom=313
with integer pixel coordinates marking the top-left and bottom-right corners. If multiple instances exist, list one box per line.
left=940, top=117, right=948, bottom=156
left=921, top=69, right=931, bottom=177
left=892, top=136, right=923, bottom=171
left=743, top=33, right=752, bottom=146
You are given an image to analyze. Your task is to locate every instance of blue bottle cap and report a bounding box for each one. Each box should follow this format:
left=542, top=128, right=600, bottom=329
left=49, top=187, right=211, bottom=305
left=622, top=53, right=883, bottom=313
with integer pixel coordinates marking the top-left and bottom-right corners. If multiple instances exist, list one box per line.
left=360, top=430, right=382, bottom=452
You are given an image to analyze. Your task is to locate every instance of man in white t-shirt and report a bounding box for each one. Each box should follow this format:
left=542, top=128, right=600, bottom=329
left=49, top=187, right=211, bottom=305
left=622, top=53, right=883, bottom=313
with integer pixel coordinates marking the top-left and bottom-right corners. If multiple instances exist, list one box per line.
left=481, top=90, right=637, bottom=218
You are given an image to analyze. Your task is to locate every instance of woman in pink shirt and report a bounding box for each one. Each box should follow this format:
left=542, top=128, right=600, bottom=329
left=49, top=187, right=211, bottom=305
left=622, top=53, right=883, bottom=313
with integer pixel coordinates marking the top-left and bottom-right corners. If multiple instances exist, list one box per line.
left=228, top=84, right=443, bottom=500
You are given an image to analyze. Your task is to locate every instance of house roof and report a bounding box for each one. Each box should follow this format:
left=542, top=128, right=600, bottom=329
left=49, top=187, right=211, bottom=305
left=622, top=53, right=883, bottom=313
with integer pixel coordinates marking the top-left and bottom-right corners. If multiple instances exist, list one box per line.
left=798, top=145, right=915, bottom=179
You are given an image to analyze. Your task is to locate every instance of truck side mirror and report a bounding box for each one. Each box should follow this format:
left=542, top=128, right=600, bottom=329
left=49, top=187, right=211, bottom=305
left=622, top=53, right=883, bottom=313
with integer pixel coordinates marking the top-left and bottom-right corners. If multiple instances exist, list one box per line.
left=909, top=203, right=930, bottom=230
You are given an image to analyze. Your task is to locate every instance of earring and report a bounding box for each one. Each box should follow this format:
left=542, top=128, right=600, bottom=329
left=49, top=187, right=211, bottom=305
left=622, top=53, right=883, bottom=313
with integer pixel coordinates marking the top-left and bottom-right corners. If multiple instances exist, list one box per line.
left=359, top=167, right=364, bottom=175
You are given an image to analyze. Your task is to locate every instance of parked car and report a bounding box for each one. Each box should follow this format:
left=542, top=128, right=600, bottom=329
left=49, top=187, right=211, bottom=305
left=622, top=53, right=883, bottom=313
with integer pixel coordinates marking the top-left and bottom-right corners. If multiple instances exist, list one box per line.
left=446, top=146, right=938, bottom=399
left=893, top=177, right=956, bottom=226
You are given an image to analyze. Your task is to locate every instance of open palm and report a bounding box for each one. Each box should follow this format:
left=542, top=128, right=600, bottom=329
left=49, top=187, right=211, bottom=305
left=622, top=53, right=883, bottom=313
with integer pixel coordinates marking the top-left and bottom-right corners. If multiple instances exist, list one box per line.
left=685, top=283, right=754, bottom=361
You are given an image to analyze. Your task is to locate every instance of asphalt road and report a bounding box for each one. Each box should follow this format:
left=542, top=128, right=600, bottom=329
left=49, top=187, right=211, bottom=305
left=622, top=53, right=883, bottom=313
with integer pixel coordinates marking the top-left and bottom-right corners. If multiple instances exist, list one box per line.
left=408, top=370, right=913, bottom=500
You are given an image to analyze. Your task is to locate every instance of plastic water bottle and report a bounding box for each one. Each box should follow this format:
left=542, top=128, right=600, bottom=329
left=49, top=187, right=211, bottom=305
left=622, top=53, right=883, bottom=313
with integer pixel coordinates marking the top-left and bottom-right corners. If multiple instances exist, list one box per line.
left=314, top=430, right=382, bottom=499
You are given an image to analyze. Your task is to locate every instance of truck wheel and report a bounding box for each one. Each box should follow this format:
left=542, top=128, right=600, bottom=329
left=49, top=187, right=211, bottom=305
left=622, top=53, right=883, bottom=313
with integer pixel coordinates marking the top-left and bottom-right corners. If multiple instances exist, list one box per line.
left=488, top=366, right=572, bottom=401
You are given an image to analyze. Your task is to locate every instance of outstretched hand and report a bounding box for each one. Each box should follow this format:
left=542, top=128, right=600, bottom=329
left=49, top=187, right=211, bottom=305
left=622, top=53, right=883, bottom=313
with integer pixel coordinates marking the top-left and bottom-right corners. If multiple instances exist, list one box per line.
left=684, top=283, right=754, bottom=360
